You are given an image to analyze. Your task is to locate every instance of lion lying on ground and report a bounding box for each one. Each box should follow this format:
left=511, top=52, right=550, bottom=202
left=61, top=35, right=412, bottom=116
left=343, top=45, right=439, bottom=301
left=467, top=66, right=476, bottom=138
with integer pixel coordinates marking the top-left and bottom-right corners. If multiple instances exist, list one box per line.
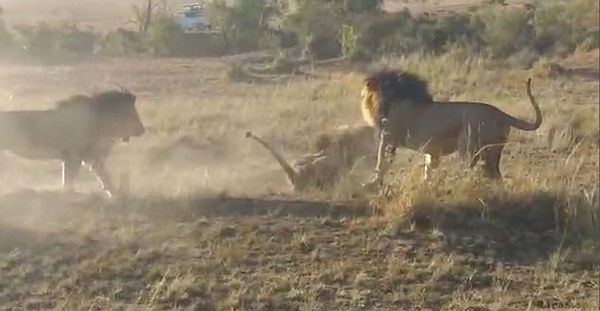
left=0, top=88, right=145, bottom=197
left=246, top=125, right=377, bottom=192
left=360, top=69, right=542, bottom=186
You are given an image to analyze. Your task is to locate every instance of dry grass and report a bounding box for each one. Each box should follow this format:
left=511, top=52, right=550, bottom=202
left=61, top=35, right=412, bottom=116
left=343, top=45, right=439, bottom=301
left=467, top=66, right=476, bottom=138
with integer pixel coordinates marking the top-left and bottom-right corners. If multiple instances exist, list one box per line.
left=0, top=1, right=598, bottom=310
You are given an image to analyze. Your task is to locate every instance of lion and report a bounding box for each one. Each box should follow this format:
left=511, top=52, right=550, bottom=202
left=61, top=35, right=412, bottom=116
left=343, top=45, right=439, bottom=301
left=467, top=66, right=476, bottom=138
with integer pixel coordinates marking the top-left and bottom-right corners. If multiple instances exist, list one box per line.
left=0, top=88, right=145, bottom=197
left=246, top=125, right=377, bottom=192
left=360, top=68, right=542, bottom=186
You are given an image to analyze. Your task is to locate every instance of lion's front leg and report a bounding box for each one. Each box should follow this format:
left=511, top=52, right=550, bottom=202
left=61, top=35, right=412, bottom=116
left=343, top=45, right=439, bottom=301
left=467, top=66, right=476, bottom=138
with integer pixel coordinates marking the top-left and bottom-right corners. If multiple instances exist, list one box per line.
left=83, top=159, right=115, bottom=198
left=423, top=154, right=440, bottom=180
left=363, top=127, right=395, bottom=189
left=61, top=159, right=82, bottom=191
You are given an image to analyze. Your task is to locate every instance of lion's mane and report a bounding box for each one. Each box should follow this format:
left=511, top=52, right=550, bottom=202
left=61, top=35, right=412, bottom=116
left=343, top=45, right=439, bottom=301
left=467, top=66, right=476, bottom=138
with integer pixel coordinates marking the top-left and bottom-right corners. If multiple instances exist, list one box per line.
left=361, top=68, right=433, bottom=127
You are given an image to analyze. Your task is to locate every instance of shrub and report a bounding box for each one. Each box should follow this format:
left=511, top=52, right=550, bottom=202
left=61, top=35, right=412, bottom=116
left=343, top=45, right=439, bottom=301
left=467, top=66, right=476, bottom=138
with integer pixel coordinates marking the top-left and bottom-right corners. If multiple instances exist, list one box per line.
left=203, top=0, right=285, bottom=53
left=356, top=9, right=414, bottom=54
left=347, top=45, right=373, bottom=63
left=304, top=33, right=341, bottom=60
left=148, top=17, right=228, bottom=57
left=576, top=33, right=599, bottom=52
left=479, top=6, right=534, bottom=58
left=284, top=1, right=342, bottom=59
left=433, top=14, right=483, bottom=52
left=100, top=28, right=146, bottom=56
left=62, top=25, right=97, bottom=55
left=147, top=13, right=186, bottom=56
left=188, top=33, right=230, bottom=56
left=339, top=24, right=358, bottom=57
left=352, top=0, right=596, bottom=60
left=11, top=21, right=98, bottom=61
left=262, top=29, right=299, bottom=50
left=532, top=3, right=576, bottom=53
left=356, top=9, right=483, bottom=56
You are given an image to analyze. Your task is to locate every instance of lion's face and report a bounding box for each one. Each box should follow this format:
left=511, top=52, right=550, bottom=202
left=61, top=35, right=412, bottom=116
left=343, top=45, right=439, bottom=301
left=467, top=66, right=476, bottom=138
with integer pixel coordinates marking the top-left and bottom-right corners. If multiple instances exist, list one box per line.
left=105, top=94, right=145, bottom=143
left=361, top=80, right=380, bottom=127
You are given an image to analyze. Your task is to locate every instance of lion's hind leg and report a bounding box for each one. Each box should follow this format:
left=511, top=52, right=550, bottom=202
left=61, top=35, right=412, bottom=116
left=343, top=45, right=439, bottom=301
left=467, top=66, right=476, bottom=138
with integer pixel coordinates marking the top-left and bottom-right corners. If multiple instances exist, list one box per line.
left=481, top=144, right=505, bottom=180
left=457, top=128, right=481, bottom=171
left=423, top=153, right=440, bottom=180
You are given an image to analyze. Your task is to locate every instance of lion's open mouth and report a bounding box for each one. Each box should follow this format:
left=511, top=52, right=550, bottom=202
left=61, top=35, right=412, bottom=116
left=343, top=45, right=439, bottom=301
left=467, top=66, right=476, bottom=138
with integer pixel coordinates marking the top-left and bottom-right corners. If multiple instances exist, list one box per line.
left=122, top=137, right=130, bottom=143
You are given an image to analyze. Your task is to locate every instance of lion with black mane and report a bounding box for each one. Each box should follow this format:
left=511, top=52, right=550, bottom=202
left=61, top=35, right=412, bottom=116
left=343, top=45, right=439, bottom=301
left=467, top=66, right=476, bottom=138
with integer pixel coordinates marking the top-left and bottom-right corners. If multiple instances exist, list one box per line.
left=361, top=68, right=542, bottom=186
left=0, top=88, right=145, bottom=197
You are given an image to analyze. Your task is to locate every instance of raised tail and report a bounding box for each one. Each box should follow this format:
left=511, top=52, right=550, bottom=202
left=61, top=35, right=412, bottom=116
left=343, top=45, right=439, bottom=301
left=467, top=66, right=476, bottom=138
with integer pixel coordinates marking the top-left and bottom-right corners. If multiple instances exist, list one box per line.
left=508, top=78, right=543, bottom=131
left=245, top=131, right=298, bottom=185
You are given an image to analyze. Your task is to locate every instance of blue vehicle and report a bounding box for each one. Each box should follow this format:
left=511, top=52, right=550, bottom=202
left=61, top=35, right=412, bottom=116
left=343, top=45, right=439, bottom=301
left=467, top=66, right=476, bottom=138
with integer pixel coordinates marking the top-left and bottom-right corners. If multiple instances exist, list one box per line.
left=176, top=3, right=212, bottom=34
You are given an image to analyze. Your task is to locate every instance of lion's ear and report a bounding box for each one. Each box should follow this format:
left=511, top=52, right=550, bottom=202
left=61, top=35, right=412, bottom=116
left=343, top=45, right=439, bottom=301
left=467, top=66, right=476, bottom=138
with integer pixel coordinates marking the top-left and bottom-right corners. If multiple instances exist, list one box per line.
left=365, top=80, right=373, bottom=89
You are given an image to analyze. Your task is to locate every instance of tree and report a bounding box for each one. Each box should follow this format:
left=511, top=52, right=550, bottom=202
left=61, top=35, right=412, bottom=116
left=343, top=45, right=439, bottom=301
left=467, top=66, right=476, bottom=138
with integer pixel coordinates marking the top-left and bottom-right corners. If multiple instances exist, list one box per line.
left=131, top=0, right=165, bottom=34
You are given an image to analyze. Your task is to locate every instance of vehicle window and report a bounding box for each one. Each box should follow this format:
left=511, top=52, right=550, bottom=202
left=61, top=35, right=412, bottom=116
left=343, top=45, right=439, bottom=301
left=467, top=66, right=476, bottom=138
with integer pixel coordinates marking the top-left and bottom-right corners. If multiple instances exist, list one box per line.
left=184, top=11, right=201, bottom=18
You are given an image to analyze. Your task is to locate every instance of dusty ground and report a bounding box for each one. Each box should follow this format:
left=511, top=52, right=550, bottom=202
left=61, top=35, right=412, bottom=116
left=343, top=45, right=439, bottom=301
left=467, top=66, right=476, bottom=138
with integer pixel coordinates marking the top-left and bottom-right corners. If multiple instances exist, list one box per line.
left=0, top=1, right=598, bottom=310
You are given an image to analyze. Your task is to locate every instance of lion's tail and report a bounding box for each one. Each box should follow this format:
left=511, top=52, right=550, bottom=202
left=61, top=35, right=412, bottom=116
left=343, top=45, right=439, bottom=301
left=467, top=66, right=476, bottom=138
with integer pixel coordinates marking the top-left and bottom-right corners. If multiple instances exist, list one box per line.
left=245, top=131, right=298, bottom=185
left=508, top=78, right=543, bottom=131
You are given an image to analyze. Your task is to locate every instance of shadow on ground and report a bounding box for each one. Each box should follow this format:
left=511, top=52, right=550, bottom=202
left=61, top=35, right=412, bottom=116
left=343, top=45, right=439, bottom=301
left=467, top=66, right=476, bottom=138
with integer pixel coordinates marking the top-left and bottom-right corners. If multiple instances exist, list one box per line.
left=393, top=190, right=599, bottom=267
left=0, top=223, right=49, bottom=253
left=123, top=193, right=374, bottom=221
left=0, top=188, right=596, bottom=268
left=561, top=67, right=600, bottom=81
left=0, top=188, right=374, bottom=222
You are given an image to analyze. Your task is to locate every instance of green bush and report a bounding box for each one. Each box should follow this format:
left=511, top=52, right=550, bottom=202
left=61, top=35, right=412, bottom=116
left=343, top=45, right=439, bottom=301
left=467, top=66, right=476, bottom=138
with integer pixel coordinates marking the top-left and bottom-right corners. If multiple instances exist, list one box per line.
left=357, top=10, right=481, bottom=56
left=339, top=24, right=358, bottom=57
left=256, top=28, right=299, bottom=50
left=351, top=0, right=597, bottom=60
left=101, top=28, right=146, bottom=56
left=11, top=22, right=97, bottom=61
left=62, top=25, right=97, bottom=54
left=358, top=10, right=416, bottom=54
left=179, top=33, right=229, bottom=57
left=147, top=14, right=228, bottom=57
left=533, top=0, right=599, bottom=54
left=433, top=14, right=483, bottom=52
left=203, top=0, right=285, bottom=53
left=0, top=0, right=596, bottom=62
left=479, top=6, right=534, bottom=58
left=147, top=13, right=186, bottom=56
left=533, top=3, right=575, bottom=53
left=340, top=0, right=383, bottom=15
left=576, top=33, right=599, bottom=52
left=284, top=2, right=341, bottom=59
left=347, top=45, right=373, bottom=63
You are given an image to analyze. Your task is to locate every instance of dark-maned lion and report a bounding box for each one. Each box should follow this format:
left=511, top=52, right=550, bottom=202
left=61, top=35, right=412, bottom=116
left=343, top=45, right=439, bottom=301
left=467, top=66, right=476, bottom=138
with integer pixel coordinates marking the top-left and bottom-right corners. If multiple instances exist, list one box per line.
left=246, top=125, right=377, bottom=192
left=361, top=69, right=542, bottom=186
left=0, top=89, right=145, bottom=197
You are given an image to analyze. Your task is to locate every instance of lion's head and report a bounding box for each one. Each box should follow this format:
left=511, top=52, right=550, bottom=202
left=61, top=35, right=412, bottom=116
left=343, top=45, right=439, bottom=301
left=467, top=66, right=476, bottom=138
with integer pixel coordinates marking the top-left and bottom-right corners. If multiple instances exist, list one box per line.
left=57, top=90, right=145, bottom=143
left=361, top=68, right=433, bottom=127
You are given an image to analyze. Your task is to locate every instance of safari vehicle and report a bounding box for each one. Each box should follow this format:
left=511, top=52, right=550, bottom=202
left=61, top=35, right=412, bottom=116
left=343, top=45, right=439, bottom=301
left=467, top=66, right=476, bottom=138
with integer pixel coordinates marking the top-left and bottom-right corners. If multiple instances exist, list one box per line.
left=176, top=3, right=212, bottom=34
